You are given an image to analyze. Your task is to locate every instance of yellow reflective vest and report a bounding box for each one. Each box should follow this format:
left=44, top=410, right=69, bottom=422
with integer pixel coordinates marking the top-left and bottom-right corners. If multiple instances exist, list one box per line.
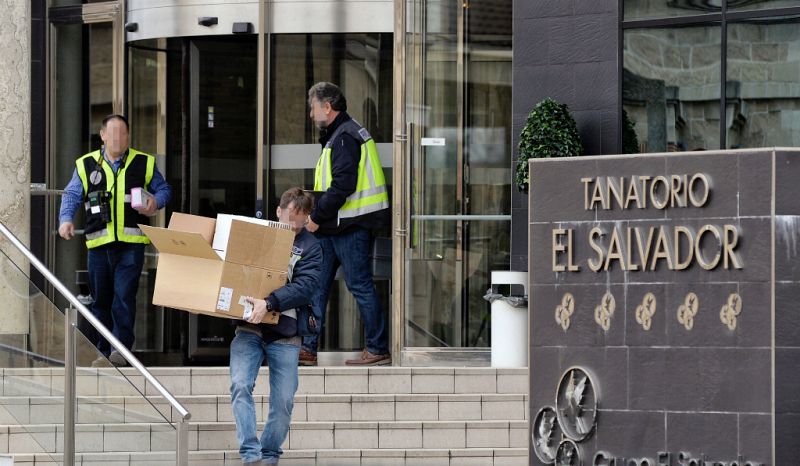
left=75, top=149, right=155, bottom=249
left=313, top=119, right=389, bottom=223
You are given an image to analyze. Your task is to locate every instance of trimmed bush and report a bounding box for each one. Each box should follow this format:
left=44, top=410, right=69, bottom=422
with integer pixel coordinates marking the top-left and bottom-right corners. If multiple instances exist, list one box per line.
left=516, top=98, right=583, bottom=193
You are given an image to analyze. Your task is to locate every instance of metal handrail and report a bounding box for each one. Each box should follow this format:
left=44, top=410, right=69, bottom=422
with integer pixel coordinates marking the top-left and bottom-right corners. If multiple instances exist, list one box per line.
left=0, top=221, right=191, bottom=466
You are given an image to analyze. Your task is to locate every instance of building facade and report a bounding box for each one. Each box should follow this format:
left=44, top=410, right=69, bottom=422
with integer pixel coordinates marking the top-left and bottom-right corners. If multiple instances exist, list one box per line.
left=15, top=0, right=800, bottom=365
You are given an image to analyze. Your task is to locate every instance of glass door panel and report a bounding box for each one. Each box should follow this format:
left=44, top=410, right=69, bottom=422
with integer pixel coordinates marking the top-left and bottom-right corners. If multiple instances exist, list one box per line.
left=463, top=0, right=512, bottom=347
left=128, top=38, right=168, bottom=352
left=188, top=37, right=258, bottom=359
left=404, top=0, right=512, bottom=350
left=193, top=38, right=258, bottom=217
left=49, top=3, right=123, bottom=331
left=269, top=33, right=394, bottom=352
left=50, top=21, right=90, bottom=311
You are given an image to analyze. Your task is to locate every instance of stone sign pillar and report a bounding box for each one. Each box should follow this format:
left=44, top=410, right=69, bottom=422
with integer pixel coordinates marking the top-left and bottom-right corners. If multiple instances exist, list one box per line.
left=0, top=1, right=31, bottom=335
left=528, top=149, right=800, bottom=465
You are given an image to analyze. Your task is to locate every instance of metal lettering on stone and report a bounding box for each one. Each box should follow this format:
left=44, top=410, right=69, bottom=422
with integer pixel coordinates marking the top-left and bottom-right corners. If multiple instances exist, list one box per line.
left=532, top=406, right=561, bottom=463
left=720, top=292, right=742, bottom=331
left=676, top=292, right=699, bottom=331
left=635, top=292, right=657, bottom=331
left=594, top=292, right=615, bottom=331
left=556, top=367, right=597, bottom=443
left=555, top=292, right=575, bottom=331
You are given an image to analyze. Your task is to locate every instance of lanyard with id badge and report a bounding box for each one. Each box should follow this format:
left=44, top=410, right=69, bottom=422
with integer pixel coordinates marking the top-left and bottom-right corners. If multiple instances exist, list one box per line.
left=86, top=153, right=117, bottom=223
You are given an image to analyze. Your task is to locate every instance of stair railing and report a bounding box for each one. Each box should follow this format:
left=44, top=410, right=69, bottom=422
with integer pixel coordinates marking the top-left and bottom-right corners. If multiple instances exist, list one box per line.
left=0, top=221, right=191, bottom=466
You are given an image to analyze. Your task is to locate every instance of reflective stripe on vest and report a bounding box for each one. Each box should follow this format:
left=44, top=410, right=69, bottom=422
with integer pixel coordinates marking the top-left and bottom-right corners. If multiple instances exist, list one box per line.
left=77, top=149, right=155, bottom=248
left=313, top=133, right=388, bottom=222
left=85, top=228, right=110, bottom=241
left=86, top=227, right=144, bottom=242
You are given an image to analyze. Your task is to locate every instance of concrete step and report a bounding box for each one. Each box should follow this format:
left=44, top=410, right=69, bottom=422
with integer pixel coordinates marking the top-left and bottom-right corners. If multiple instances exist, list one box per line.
left=10, top=448, right=529, bottom=466
left=0, top=393, right=528, bottom=425
left=0, top=366, right=530, bottom=461
left=1, top=367, right=528, bottom=397
left=0, top=420, right=529, bottom=454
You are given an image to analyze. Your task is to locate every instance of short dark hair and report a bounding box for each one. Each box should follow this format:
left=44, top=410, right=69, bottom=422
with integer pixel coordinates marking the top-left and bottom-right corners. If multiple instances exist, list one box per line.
left=308, top=82, right=347, bottom=112
left=279, top=187, right=314, bottom=214
left=102, top=114, right=129, bottom=131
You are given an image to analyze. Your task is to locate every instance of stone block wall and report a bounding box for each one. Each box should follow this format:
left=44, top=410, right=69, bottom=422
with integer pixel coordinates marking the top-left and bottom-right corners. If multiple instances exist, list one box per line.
left=0, top=0, right=31, bottom=334
left=511, top=0, right=621, bottom=272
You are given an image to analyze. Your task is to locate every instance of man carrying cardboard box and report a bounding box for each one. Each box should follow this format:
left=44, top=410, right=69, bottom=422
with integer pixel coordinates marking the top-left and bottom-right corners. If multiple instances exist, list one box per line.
left=229, top=188, right=322, bottom=466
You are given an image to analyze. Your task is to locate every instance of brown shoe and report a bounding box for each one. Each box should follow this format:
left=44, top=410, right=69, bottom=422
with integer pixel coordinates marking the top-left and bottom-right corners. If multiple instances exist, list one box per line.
left=345, top=349, right=391, bottom=366
left=298, top=348, right=317, bottom=366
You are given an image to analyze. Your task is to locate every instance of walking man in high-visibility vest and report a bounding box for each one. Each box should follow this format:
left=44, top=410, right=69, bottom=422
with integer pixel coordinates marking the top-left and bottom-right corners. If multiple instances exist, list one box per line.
left=58, top=114, right=172, bottom=366
left=302, top=82, right=391, bottom=366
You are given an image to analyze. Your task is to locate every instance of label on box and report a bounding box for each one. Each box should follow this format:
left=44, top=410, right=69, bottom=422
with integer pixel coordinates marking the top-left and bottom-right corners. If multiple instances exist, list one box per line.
left=217, top=287, right=233, bottom=311
left=238, top=295, right=253, bottom=320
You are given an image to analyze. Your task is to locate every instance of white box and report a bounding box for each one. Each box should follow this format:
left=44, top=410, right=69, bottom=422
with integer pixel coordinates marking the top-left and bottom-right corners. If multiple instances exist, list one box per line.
left=131, top=187, right=155, bottom=211
left=213, top=214, right=285, bottom=258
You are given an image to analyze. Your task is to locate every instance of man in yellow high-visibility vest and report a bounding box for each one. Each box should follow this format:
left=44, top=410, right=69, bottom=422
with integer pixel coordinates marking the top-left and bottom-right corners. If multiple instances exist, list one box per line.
left=58, top=115, right=172, bottom=366
left=302, top=82, right=391, bottom=366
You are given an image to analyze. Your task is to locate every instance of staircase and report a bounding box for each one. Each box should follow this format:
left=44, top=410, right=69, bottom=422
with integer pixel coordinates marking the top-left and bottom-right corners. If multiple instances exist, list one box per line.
left=0, top=366, right=529, bottom=465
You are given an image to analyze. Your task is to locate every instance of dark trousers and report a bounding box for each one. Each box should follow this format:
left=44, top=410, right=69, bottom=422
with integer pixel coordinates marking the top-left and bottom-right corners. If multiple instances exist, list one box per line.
left=86, top=242, right=145, bottom=356
left=303, top=228, right=389, bottom=355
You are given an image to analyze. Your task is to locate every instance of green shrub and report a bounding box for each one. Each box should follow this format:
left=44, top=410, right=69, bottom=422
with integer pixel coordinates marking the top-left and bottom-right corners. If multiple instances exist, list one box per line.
left=516, top=98, right=583, bottom=193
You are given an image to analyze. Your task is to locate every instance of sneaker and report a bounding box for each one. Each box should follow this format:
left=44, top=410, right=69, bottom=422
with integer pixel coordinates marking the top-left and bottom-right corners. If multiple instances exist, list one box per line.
left=345, top=349, right=391, bottom=366
left=298, top=348, right=317, bottom=366
left=108, top=350, right=128, bottom=367
left=90, top=355, right=111, bottom=368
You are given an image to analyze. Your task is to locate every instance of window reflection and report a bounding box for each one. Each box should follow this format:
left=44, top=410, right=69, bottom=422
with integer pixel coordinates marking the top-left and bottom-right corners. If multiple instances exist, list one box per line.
left=728, top=0, right=800, bottom=12
left=129, top=39, right=161, bottom=156
left=269, top=33, right=393, bottom=213
left=727, top=18, right=800, bottom=148
left=624, top=0, right=721, bottom=21
left=405, top=0, right=512, bottom=348
left=271, top=34, right=393, bottom=145
left=89, top=23, right=113, bottom=148
left=269, top=33, right=393, bottom=352
left=623, top=26, right=722, bottom=152
left=624, top=1, right=800, bottom=21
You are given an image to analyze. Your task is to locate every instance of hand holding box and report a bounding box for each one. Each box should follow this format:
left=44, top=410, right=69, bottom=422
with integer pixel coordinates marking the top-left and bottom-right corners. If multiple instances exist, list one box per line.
left=131, top=187, right=156, bottom=216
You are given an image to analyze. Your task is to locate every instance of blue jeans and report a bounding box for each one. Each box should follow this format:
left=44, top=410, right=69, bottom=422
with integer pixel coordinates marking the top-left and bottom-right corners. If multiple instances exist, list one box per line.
left=303, top=228, right=389, bottom=355
left=86, top=242, right=145, bottom=356
left=230, top=329, right=300, bottom=464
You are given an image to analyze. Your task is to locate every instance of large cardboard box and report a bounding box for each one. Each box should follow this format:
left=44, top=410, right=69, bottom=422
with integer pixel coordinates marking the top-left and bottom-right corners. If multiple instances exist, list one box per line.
left=140, top=213, right=294, bottom=322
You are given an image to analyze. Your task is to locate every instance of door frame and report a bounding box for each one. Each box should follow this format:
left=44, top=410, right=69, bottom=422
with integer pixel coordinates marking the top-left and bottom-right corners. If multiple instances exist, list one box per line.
left=45, top=1, right=127, bottom=301
left=394, top=0, right=511, bottom=365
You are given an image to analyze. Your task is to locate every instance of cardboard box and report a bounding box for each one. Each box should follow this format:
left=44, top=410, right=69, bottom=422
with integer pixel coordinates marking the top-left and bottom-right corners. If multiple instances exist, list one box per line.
left=140, top=213, right=295, bottom=322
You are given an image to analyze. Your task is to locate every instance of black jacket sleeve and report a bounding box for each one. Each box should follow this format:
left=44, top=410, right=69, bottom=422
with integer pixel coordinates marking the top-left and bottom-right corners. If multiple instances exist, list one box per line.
left=310, top=132, right=361, bottom=225
left=266, top=240, right=323, bottom=311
